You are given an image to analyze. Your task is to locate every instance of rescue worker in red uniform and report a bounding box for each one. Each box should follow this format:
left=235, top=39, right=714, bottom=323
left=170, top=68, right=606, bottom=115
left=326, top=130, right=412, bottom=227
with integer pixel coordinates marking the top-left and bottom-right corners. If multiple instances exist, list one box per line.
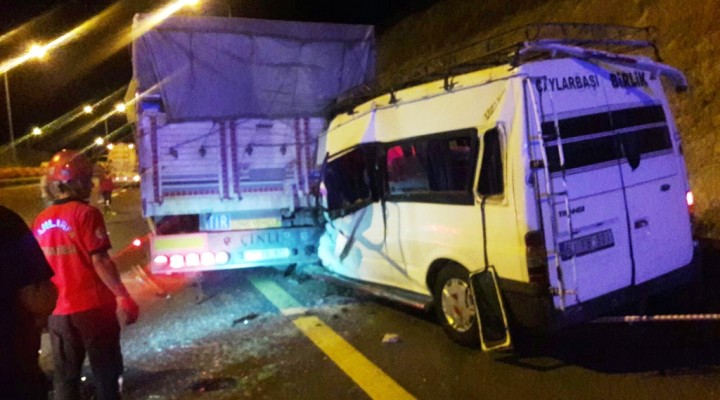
left=98, top=167, right=115, bottom=215
left=33, top=150, right=139, bottom=400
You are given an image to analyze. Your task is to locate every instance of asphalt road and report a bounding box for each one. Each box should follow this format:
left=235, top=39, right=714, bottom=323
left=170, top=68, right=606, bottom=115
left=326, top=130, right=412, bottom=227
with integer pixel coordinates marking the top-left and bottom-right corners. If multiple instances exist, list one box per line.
left=3, top=184, right=720, bottom=399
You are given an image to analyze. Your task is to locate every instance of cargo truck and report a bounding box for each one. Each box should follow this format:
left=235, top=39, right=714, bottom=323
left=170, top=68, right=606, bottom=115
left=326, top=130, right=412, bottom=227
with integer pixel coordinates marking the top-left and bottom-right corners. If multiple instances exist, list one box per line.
left=128, top=15, right=375, bottom=274
left=107, top=142, right=139, bottom=186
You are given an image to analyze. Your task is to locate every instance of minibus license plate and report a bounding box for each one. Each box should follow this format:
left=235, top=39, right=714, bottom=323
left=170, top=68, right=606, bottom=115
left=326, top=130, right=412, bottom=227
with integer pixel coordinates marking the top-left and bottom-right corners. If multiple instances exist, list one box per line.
left=559, top=229, right=614, bottom=260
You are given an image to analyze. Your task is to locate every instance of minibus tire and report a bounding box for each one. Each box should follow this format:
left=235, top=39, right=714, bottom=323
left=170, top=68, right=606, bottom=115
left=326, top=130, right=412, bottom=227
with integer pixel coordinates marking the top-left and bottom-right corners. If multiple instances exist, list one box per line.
left=433, top=263, right=480, bottom=348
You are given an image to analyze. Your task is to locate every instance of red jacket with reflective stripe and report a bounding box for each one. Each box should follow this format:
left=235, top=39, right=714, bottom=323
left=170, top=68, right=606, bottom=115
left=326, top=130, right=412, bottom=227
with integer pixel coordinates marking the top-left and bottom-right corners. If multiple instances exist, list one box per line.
left=33, top=199, right=114, bottom=314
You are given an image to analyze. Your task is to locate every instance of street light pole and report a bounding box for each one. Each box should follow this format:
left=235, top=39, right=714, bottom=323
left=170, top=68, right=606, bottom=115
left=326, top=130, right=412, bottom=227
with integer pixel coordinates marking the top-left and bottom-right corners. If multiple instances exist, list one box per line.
left=4, top=72, right=16, bottom=164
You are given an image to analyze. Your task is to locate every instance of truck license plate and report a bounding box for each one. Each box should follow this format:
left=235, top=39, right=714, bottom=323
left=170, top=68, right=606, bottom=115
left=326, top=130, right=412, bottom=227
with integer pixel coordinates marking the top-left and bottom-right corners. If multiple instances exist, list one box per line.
left=559, top=229, right=614, bottom=260
left=201, top=213, right=281, bottom=231
left=243, top=248, right=291, bottom=262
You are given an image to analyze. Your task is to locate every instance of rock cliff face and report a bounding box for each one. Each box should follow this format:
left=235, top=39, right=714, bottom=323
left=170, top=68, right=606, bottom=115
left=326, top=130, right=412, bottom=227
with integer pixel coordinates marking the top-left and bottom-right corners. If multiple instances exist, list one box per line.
left=378, top=0, right=720, bottom=237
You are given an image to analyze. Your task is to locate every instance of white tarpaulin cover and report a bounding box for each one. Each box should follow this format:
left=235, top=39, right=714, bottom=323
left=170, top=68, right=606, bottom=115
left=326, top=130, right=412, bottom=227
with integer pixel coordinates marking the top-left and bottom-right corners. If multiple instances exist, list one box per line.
left=132, top=15, right=375, bottom=121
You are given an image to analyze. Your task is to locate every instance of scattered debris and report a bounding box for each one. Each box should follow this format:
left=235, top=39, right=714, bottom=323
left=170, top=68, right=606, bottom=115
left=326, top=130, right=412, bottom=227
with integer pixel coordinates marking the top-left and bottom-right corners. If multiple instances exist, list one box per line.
left=283, top=263, right=297, bottom=277
left=233, top=312, right=260, bottom=326
left=188, top=377, right=237, bottom=393
left=293, top=273, right=311, bottom=283
left=382, top=333, right=402, bottom=344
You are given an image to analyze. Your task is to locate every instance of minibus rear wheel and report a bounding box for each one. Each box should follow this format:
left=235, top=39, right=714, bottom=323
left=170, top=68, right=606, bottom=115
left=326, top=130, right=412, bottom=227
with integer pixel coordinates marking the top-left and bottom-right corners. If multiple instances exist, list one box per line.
left=433, top=263, right=480, bottom=348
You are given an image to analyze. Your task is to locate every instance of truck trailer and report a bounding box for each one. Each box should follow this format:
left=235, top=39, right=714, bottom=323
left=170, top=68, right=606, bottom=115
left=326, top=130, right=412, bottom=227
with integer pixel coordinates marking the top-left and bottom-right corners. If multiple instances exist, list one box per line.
left=128, top=15, right=375, bottom=274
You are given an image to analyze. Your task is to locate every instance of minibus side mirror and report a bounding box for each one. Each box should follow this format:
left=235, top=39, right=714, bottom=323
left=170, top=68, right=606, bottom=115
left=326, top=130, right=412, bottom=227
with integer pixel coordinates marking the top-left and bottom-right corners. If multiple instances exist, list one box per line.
left=477, top=127, right=503, bottom=196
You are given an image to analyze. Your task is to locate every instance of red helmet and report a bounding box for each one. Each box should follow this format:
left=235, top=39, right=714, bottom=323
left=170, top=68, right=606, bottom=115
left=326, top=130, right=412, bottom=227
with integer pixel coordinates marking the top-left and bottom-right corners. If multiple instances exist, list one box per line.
left=46, top=150, right=94, bottom=182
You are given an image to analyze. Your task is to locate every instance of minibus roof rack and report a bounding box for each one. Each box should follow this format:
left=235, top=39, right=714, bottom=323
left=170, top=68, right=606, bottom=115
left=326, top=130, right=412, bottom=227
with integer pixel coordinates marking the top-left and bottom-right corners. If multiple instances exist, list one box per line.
left=331, top=23, right=659, bottom=115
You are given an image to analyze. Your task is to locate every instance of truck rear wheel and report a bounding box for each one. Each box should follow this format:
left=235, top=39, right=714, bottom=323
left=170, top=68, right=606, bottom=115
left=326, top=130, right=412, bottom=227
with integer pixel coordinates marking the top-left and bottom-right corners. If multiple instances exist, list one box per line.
left=433, top=263, right=480, bottom=348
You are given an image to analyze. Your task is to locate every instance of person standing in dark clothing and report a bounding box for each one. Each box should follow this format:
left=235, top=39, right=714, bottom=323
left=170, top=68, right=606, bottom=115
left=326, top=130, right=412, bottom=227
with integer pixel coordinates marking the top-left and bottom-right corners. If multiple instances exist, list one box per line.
left=0, top=205, right=57, bottom=400
left=35, top=150, right=139, bottom=400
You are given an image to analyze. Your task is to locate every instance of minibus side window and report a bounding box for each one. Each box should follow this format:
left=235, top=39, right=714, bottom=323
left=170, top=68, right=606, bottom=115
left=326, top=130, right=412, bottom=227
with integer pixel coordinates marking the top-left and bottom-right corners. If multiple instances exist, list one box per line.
left=323, top=146, right=377, bottom=216
left=542, top=104, right=672, bottom=173
left=385, top=131, right=476, bottom=204
left=477, top=127, right=504, bottom=196
left=387, top=144, right=430, bottom=194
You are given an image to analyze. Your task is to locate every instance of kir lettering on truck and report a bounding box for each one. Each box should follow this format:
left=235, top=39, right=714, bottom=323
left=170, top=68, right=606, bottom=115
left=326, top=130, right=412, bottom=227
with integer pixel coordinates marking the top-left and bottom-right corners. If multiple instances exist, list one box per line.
left=534, top=71, right=649, bottom=93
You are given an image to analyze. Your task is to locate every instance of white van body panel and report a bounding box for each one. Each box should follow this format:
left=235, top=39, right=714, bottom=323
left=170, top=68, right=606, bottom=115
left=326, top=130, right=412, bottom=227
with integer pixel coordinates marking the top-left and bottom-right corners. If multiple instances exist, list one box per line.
left=328, top=72, right=513, bottom=145
left=524, top=59, right=693, bottom=308
left=322, top=75, right=530, bottom=295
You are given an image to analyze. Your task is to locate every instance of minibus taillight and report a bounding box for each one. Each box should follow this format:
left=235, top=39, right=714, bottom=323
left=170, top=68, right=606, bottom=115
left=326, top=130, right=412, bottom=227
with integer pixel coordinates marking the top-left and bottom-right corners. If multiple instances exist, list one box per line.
left=686, top=190, right=695, bottom=216
left=525, top=230, right=549, bottom=286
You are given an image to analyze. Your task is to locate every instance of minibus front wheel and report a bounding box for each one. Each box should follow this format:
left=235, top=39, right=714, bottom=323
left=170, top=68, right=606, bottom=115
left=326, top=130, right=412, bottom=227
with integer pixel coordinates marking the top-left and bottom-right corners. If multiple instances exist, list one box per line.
left=433, top=262, right=480, bottom=348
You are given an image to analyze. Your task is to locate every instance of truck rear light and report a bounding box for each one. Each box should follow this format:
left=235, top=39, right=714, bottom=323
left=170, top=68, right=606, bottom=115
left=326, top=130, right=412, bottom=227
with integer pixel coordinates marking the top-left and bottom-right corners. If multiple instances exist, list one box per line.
left=169, top=254, right=185, bottom=269
left=153, top=255, right=169, bottom=267
left=201, top=252, right=215, bottom=266
left=154, top=252, right=228, bottom=269
left=525, top=230, right=549, bottom=286
left=185, top=253, right=200, bottom=267
left=686, top=190, right=694, bottom=215
left=215, top=251, right=230, bottom=265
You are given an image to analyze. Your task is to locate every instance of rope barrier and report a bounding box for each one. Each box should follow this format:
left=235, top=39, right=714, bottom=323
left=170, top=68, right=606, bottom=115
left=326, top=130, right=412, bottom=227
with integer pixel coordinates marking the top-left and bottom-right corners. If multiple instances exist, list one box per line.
left=592, top=314, right=720, bottom=323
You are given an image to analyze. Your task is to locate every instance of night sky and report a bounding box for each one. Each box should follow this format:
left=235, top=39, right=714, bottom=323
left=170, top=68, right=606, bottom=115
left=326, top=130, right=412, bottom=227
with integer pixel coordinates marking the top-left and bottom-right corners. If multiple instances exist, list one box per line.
left=0, top=0, right=436, bottom=152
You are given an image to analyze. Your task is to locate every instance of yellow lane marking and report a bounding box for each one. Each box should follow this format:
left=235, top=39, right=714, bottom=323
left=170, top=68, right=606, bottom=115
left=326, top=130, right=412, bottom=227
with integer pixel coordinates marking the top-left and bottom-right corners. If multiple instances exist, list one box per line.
left=249, top=277, right=416, bottom=400
left=294, top=315, right=416, bottom=400
left=249, top=277, right=302, bottom=309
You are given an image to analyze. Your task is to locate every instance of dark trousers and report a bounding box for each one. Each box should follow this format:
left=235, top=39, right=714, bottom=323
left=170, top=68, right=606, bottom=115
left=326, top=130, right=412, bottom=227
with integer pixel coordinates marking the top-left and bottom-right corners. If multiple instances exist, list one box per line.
left=48, top=305, right=123, bottom=400
left=101, top=191, right=112, bottom=204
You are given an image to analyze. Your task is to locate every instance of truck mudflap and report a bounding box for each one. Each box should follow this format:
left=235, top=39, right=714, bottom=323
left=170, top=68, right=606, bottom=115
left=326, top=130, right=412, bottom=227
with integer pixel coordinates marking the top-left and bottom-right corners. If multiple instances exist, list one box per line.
left=150, top=225, right=324, bottom=274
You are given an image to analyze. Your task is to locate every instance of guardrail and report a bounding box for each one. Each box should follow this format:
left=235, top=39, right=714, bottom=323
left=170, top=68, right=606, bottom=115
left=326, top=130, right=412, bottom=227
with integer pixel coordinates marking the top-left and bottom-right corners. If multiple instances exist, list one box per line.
left=0, top=176, right=41, bottom=188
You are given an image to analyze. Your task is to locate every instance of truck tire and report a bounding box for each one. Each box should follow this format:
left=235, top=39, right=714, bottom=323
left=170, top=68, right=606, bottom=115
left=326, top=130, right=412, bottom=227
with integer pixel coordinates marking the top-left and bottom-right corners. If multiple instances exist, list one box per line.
left=433, top=263, right=480, bottom=348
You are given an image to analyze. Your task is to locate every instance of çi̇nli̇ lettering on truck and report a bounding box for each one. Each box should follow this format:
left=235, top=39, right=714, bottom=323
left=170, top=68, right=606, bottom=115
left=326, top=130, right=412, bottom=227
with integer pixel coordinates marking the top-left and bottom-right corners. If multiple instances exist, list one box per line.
left=127, top=15, right=375, bottom=274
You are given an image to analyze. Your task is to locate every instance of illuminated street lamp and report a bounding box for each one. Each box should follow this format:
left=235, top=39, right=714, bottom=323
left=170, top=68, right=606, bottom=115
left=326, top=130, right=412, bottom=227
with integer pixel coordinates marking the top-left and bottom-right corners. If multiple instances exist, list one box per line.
left=5, top=43, right=47, bottom=164
left=106, top=143, right=114, bottom=150
left=83, top=105, right=93, bottom=114
left=103, top=102, right=127, bottom=137
left=31, top=127, right=42, bottom=136
left=27, top=44, right=47, bottom=60
left=94, top=137, right=105, bottom=146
